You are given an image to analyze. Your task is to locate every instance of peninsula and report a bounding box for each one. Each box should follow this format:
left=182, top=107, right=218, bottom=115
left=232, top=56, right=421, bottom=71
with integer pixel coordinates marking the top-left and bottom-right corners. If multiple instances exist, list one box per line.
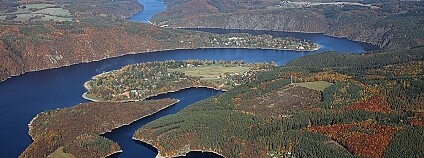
left=0, top=0, right=318, bottom=83
left=20, top=98, right=179, bottom=158
left=83, top=60, right=276, bottom=102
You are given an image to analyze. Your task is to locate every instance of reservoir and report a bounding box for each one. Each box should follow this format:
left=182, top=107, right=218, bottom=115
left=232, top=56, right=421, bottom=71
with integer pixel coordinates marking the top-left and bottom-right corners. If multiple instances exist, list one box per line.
left=0, top=0, right=378, bottom=157
left=0, top=31, right=374, bottom=157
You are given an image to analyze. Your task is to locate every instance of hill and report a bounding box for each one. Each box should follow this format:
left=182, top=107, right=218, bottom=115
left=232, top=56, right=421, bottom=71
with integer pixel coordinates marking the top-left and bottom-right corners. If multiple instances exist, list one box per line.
left=0, top=0, right=318, bottom=83
left=151, top=0, right=424, bottom=49
left=134, top=47, right=424, bottom=158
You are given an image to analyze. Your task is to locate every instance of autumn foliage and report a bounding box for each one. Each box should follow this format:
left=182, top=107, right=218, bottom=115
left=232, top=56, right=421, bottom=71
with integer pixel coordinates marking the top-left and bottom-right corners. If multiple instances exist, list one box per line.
left=308, top=121, right=398, bottom=158
left=20, top=98, right=178, bottom=158
left=345, top=95, right=392, bottom=113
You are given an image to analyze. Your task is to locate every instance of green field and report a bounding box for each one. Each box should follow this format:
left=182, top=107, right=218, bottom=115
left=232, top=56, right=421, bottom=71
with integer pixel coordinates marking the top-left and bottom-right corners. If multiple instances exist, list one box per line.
left=41, top=15, right=73, bottom=22
left=0, top=3, right=72, bottom=22
left=35, top=8, right=71, bottom=17
left=169, top=64, right=252, bottom=79
left=24, top=4, right=56, bottom=9
left=3, top=4, right=56, bottom=15
left=47, top=147, right=74, bottom=158
left=294, top=81, right=333, bottom=91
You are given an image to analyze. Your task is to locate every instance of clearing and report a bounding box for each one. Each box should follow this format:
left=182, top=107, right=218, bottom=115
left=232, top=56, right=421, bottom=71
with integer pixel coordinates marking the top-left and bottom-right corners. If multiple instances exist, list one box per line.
left=294, top=81, right=333, bottom=91
left=169, top=64, right=252, bottom=80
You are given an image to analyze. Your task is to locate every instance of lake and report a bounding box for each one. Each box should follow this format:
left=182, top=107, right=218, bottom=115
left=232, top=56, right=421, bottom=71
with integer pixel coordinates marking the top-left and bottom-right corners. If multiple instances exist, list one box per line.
left=129, top=0, right=166, bottom=23
left=0, top=31, right=375, bottom=158
left=0, top=0, right=378, bottom=157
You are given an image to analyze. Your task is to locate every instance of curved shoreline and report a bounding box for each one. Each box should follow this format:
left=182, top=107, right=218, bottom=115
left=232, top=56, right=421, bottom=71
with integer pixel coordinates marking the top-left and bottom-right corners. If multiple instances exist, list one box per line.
left=132, top=137, right=226, bottom=158
left=83, top=84, right=227, bottom=103
left=26, top=99, right=180, bottom=158
left=99, top=99, right=180, bottom=135
left=171, top=27, right=381, bottom=49
left=1, top=36, right=322, bottom=84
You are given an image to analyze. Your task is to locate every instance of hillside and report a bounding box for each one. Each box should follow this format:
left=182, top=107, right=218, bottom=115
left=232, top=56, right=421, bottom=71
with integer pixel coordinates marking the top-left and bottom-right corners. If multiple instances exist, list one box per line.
left=20, top=98, right=179, bottom=158
left=134, top=47, right=424, bottom=158
left=0, top=0, right=320, bottom=83
left=151, top=0, right=424, bottom=49
left=0, top=17, right=316, bottom=83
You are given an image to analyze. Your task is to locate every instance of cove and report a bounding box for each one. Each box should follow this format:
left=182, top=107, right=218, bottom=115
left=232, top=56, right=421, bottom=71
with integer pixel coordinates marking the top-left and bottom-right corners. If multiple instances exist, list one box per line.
left=0, top=30, right=373, bottom=157
left=129, top=0, right=166, bottom=23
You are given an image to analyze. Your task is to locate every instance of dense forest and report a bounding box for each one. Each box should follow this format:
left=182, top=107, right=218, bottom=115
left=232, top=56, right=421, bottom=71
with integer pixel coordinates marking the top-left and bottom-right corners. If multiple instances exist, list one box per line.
left=20, top=98, right=178, bottom=158
left=135, top=47, right=424, bottom=158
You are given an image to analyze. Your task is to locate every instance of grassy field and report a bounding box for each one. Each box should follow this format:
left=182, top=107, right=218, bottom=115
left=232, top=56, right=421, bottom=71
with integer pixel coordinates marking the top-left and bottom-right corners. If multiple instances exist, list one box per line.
left=2, top=4, right=56, bottom=15
left=24, top=4, right=56, bottom=9
left=0, top=3, right=72, bottom=22
left=169, top=64, right=252, bottom=79
left=294, top=81, right=333, bottom=91
left=47, top=147, right=74, bottom=158
left=41, top=15, right=73, bottom=22
left=13, top=14, right=35, bottom=21
left=35, top=8, right=71, bottom=17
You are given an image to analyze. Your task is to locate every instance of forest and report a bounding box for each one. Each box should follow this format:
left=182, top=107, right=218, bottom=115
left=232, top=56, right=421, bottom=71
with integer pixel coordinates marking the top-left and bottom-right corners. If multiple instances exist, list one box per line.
left=151, top=0, right=424, bottom=49
left=134, top=47, right=424, bottom=158
left=20, top=98, right=178, bottom=158
left=0, top=0, right=323, bottom=85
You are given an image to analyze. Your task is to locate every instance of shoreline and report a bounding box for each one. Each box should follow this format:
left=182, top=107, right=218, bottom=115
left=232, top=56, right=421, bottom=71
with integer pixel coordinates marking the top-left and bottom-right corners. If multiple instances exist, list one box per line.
left=27, top=99, right=180, bottom=136
left=83, top=85, right=227, bottom=103
left=1, top=35, right=322, bottom=84
left=99, top=99, right=180, bottom=135
left=132, top=137, right=226, bottom=158
left=175, top=27, right=381, bottom=48
left=26, top=99, right=180, bottom=157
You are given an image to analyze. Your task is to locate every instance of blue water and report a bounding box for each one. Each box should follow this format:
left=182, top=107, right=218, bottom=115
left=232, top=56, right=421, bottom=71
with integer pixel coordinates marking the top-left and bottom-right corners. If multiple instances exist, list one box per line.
left=0, top=0, right=378, bottom=157
left=129, top=0, right=166, bottom=23
left=0, top=30, right=372, bottom=157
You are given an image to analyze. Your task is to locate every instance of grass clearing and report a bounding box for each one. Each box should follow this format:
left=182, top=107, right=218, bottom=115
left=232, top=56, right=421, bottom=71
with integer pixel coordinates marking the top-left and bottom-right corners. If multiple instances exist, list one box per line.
left=24, top=4, right=56, bottom=9
left=12, top=14, right=36, bottom=21
left=35, top=8, right=71, bottom=17
left=47, top=147, right=75, bottom=158
left=41, top=15, right=73, bottom=22
left=169, top=64, right=251, bottom=79
left=294, top=81, right=333, bottom=91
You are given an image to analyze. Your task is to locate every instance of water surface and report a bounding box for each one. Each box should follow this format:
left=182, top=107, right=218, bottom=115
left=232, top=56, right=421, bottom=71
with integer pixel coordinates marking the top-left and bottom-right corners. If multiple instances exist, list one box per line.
left=0, top=31, right=371, bottom=157
left=129, top=0, right=165, bottom=23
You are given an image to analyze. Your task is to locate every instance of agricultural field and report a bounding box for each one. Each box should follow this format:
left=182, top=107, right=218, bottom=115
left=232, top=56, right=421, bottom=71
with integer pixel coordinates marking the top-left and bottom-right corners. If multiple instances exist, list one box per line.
left=169, top=64, right=252, bottom=80
left=294, top=81, right=333, bottom=91
left=0, top=3, right=72, bottom=22
left=46, top=147, right=74, bottom=158
left=34, top=8, right=71, bottom=17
